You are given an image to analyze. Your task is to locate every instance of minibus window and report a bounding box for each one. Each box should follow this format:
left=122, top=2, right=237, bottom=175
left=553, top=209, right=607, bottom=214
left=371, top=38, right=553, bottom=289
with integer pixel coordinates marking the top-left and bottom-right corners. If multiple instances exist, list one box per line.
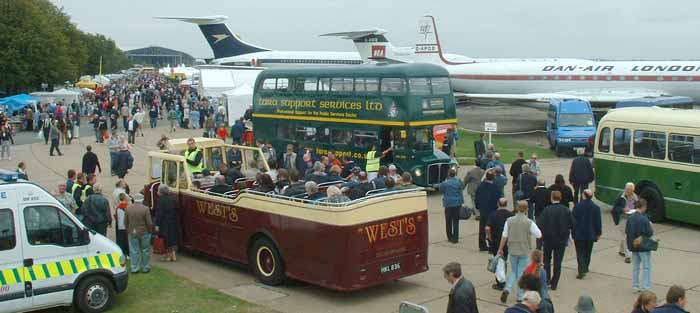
left=0, top=209, right=15, bottom=251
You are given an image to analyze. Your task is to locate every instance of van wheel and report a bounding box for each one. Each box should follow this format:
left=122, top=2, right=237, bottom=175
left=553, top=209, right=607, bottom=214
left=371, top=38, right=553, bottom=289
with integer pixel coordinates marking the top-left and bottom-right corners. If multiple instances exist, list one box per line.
left=638, top=186, right=666, bottom=223
left=249, top=237, right=285, bottom=286
left=75, top=275, right=114, bottom=313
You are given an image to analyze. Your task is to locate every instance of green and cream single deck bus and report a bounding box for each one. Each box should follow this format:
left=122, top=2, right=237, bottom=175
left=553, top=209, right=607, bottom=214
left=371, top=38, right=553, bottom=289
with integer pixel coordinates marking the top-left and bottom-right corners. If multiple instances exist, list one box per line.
left=252, top=63, right=459, bottom=187
left=594, top=107, right=700, bottom=224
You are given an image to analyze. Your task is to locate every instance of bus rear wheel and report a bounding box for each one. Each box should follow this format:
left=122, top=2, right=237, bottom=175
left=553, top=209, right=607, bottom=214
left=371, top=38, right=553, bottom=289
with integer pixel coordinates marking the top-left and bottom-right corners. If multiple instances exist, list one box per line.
left=638, top=186, right=666, bottom=223
left=249, top=237, right=285, bottom=286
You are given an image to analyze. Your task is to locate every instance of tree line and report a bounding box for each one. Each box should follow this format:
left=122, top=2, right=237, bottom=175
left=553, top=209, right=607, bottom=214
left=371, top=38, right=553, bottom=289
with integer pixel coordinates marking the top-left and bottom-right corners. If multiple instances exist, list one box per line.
left=0, top=0, right=132, bottom=94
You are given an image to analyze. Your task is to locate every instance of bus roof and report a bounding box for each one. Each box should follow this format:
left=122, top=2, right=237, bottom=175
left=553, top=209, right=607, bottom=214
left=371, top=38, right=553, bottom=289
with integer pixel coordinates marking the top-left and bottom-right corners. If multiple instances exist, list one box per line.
left=615, top=96, right=694, bottom=108
left=257, top=63, right=449, bottom=78
left=601, top=107, right=700, bottom=129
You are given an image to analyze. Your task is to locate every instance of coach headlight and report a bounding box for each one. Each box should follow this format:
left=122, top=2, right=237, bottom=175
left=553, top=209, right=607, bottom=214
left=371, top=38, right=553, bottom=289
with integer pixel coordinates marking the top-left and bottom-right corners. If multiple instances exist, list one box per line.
left=414, top=168, right=422, bottom=177
left=450, top=164, right=458, bottom=172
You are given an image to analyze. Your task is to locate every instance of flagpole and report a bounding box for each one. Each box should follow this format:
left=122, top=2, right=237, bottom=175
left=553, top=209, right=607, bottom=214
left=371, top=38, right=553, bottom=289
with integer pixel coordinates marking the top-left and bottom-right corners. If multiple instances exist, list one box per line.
left=99, top=56, right=103, bottom=76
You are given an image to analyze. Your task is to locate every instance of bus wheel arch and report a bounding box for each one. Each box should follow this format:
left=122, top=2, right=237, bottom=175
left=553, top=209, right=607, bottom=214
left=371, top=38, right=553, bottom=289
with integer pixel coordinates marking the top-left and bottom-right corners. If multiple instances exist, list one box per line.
left=73, top=271, right=116, bottom=313
left=247, top=232, right=286, bottom=286
left=635, top=181, right=666, bottom=223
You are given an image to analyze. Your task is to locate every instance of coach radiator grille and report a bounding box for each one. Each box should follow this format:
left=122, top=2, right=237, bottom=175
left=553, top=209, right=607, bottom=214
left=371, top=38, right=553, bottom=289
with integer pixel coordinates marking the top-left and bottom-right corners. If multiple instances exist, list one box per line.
left=427, top=163, right=450, bottom=185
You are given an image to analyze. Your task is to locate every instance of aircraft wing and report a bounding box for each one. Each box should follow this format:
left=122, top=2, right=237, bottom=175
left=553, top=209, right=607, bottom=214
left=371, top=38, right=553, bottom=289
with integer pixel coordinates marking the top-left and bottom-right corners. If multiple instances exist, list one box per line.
left=455, top=89, right=672, bottom=105
left=320, top=28, right=387, bottom=39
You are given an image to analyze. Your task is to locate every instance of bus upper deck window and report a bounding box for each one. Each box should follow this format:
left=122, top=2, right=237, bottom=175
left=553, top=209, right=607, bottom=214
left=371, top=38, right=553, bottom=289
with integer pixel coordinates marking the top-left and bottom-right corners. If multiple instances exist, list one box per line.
left=381, top=78, right=406, bottom=95
left=262, top=78, right=276, bottom=90
left=276, top=78, right=289, bottom=91
left=331, top=78, right=353, bottom=93
left=409, top=78, right=431, bottom=95
left=302, top=78, right=317, bottom=92
left=319, top=78, right=331, bottom=93
left=430, top=77, right=451, bottom=95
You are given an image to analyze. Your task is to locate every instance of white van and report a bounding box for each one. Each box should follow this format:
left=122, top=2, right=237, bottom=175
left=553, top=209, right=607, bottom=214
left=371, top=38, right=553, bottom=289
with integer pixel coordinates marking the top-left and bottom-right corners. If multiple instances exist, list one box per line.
left=0, top=171, right=127, bottom=313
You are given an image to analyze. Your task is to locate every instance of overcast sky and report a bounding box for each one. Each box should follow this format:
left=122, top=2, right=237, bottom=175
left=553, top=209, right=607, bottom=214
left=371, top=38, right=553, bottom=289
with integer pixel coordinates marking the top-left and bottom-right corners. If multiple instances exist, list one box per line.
left=51, top=0, right=700, bottom=60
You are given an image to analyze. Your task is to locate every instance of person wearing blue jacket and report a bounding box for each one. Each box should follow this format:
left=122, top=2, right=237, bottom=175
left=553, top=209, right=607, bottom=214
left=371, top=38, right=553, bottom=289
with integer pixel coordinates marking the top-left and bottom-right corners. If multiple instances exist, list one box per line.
left=652, top=285, right=689, bottom=313
left=626, top=199, right=654, bottom=292
left=439, top=169, right=464, bottom=244
left=572, top=189, right=602, bottom=279
left=475, top=171, right=501, bottom=251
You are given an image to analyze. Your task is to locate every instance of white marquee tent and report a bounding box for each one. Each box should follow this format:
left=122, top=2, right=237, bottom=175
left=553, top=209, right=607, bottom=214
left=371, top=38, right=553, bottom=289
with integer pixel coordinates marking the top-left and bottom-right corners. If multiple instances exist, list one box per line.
left=222, top=84, right=254, bottom=126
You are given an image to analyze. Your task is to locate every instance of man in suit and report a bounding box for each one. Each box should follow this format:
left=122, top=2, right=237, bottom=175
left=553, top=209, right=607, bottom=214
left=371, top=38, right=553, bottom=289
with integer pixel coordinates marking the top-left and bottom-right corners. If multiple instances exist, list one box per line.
left=473, top=133, right=487, bottom=161
left=475, top=171, right=501, bottom=251
left=572, top=189, right=602, bottom=279
left=537, top=191, right=575, bottom=290
left=443, top=262, right=479, bottom=313
left=569, top=154, right=595, bottom=203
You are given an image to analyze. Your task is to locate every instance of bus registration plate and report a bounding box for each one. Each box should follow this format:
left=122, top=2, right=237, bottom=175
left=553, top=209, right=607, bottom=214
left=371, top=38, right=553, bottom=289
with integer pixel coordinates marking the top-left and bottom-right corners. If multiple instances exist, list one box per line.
left=380, top=262, right=401, bottom=274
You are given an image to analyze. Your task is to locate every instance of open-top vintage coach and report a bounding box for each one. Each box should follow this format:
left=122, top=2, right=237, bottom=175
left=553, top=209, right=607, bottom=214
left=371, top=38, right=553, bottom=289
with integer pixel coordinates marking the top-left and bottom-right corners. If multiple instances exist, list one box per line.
left=145, top=138, right=429, bottom=291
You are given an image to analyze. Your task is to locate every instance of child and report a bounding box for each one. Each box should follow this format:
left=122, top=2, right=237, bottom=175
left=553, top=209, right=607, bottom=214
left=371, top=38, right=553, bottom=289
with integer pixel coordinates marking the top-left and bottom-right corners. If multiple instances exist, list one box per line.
left=524, top=249, right=549, bottom=300
left=217, top=124, right=229, bottom=141
left=114, top=193, right=130, bottom=257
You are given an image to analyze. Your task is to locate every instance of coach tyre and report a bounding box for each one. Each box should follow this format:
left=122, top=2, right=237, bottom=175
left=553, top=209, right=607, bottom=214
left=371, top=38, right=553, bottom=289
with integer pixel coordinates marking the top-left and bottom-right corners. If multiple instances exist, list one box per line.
left=75, top=275, right=115, bottom=313
left=250, top=237, right=286, bottom=285
left=638, top=185, right=666, bottom=223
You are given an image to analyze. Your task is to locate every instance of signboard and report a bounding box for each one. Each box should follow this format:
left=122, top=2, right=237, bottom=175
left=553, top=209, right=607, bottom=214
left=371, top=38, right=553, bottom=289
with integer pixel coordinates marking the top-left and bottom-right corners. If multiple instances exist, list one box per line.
left=484, top=122, right=498, bottom=132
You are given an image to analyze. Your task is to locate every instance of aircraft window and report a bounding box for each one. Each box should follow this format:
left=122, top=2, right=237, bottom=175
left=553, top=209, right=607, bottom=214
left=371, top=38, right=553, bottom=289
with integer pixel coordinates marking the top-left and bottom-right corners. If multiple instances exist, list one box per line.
left=613, top=128, right=631, bottom=155
left=331, top=129, right=352, bottom=145
left=276, top=78, right=289, bottom=91
left=668, top=133, right=700, bottom=165
left=634, top=76, right=640, bottom=81
left=579, top=76, right=586, bottom=80
left=430, top=77, right=451, bottom=94
left=541, top=76, right=547, bottom=80
left=409, top=78, right=430, bottom=95
left=633, top=130, right=666, bottom=160
left=598, top=127, right=611, bottom=153
left=331, top=78, right=354, bottom=93
left=672, top=76, right=679, bottom=81
left=319, top=78, right=331, bottom=92
left=606, top=76, right=612, bottom=81
left=619, top=76, right=625, bottom=81
left=302, top=78, right=317, bottom=92
left=381, top=78, right=406, bottom=95
left=554, top=76, right=559, bottom=80
left=24, top=206, right=81, bottom=247
left=353, top=130, right=378, bottom=149
left=261, top=78, right=276, bottom=90
left=0, top=209, right=15, bottom=251
left=657, top=76, right=663, bottom=81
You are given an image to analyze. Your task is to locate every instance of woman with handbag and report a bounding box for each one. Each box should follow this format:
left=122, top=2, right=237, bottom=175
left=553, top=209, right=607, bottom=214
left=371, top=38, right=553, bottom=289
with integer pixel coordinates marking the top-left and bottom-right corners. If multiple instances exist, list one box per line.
left=155, top=184, right=180, bottom=262
left=625, top=199, right=655, bottom=292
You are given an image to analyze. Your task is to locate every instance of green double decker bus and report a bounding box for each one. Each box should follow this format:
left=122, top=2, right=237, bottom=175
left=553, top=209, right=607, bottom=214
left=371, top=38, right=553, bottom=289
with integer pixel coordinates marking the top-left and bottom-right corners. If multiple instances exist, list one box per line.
left=594, top=107, right=700, bottom=225
left=252, top=63, right=458, bottom=187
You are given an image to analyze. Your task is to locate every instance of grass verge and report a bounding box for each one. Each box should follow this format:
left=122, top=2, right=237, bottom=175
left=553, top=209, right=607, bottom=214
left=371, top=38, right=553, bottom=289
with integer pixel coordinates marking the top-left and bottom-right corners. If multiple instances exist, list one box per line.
left=455, top=130, right=554, bottom=165
left=40, top=265, right=268, bottom=313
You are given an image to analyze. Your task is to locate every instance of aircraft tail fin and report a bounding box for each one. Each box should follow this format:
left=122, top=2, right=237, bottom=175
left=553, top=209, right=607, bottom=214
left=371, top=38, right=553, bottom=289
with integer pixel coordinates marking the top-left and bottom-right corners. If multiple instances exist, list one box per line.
left=155, top=16, right=269, bottom=59
left=321, top=29, right=398, bottom=62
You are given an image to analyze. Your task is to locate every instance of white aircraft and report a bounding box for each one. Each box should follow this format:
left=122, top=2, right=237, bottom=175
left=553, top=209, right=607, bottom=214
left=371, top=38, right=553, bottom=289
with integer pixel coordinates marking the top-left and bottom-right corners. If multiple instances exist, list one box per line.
left=156, top=16, right=362, bottom=67
left=337, top=16, right=700, bottom=107
left=159, top=64, right=198, bottom=79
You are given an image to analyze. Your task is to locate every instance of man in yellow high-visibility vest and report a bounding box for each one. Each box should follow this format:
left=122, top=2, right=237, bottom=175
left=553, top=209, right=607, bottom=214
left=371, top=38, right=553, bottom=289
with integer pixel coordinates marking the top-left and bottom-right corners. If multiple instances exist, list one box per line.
left=185, top=137, right=204, bottom=175
left=366, top=145, right=380, bottom=181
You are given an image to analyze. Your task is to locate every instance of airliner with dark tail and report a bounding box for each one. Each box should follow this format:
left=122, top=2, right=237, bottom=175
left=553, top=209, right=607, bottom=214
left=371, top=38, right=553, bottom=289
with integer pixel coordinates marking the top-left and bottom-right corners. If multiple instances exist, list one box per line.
left=156, top=16, right=363, bottom=67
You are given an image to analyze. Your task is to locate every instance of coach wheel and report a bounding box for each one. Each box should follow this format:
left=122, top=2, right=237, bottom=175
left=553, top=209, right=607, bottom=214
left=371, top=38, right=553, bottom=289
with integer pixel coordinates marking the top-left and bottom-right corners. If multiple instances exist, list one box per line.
left=75, top=275, right=114, bottom=313
left=249, top=237, right=285, bottom=285
left=638, top=186, right=666, bottom=223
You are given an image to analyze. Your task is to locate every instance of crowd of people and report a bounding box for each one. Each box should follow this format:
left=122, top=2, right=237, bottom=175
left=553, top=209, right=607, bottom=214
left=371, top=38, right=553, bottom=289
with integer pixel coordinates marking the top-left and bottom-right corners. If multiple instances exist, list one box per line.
left=438, top=135, right=672, bottom=313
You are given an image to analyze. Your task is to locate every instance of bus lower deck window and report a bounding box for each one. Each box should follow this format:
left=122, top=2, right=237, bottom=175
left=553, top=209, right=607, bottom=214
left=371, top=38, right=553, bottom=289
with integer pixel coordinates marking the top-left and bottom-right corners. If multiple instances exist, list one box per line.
left=669, top=134, right=700, bottom=164
left=354, top=130, right=378, bottom=148
left=613, top=128, right=631, bottom=155
left=331, top=129, right=352, bottom=145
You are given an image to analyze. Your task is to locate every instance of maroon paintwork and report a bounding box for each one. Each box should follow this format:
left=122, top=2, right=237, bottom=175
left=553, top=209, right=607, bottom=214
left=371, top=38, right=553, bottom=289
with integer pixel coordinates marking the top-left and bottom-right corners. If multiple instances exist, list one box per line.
left=146, top=182, right=429, bottom=291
